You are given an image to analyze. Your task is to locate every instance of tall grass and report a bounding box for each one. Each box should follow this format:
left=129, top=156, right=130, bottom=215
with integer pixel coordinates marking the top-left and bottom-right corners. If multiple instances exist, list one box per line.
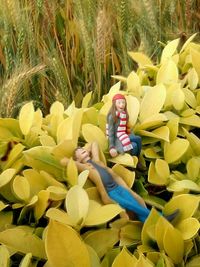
left=0, top=0, right=199, bottom=116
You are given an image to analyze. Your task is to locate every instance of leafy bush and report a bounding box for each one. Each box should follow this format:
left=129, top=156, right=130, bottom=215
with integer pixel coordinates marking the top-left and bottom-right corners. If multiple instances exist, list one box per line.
left=0, top=36, right=199, bottom=266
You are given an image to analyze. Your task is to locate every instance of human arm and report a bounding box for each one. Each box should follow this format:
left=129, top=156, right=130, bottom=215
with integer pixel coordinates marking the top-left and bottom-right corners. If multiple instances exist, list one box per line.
left=107, top=114, right=118, bottom=157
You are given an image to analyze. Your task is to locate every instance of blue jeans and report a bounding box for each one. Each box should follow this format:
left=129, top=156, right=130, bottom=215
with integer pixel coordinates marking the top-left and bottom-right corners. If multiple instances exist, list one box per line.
left=129, top=134, right=142, bottom=156
left=108, top=185, right=150, bottom=222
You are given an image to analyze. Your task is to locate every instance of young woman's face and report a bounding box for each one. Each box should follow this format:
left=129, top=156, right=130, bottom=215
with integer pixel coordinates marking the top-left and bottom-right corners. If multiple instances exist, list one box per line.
left=75, top=148, right=90, bottom=163
left=115, top=99, right=126, bottom=112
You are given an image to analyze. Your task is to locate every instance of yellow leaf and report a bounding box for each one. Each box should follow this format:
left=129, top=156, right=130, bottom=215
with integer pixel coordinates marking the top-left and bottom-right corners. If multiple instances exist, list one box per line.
left=32, top=109, right=43, bottom=130
left=128, top=52, right=153, bottom=66
left=0, top=245, right=10, bottom=266
left=137, top=113, right=168, bottom=131
left=187, top=68, right=199, bottom=90
left=23, top=169, right=47, bottom=196
left=180, top=33, right=197, bottom=53
left=65, top=185, right=89, bottom=225
left=186, top=157, right=200, bottom=181
left=64, top=101, right=76, bottom=117
left=0, top=168, right=16, bottom=188
left=85, top=201, right=123, bottom=226
left=67, top=158, right=78, bottom=186
left=112, top=247, right=137, bottom=267
left=190, top=48, right=200, bottom=81
left=126, top=95, right=140, bottom=127
left=102, top=82, right=121, bottom=103
left=19, top=102, right=35, bottom=135
left=163, top=194, right=199, bottom=221
left=155, top=159, right=170, bottom=181
left=12, top=175, right=30, bottom=202
left=82, top=124, right=108, bottom=151
left=34, top=190, right=50, bottom=221
left=176, top=217, right=200, bottom=240
left=108, top=153, right=138, bottom=168
left=19, top=253, right=32, bottom=267
left=39, top=135, right=56, bottom=146
left=127, top=71, right=141, bottom=97
left=112, top=164, right=135, bottom=188
left=180, top=114, right=200, bottom=127
left=155, top=216, right=172, bottom=251
left=0, top=227, right=46, bottom=259
left=47, top=186, right=67, bottom=200
left=52, top=139, right=76, bottom=159
left=139, top=84, right=166, bottom=122
left=45, top=220, right=90, bottom=267
left=163, top=226, right=184, bottom=264
left=84, top=228, right=119, bottom=258
left=3, top=143, right=25, bottom=170
left=46, top=208, right=75, bottom=227
left=164, top=138, right=189, bottom=163
left=78, top=170, right=89, bottom=187
left=148, top=162, right=168, bottom=186
left=82, top=107, right=99, bottom=126
left=160, top=38, right=180, bottom=64
left=144, top=148, right=160, bottom=158
left=172, top=88, right=185, bottom=110
left=82, top=91, right=93, bottom=108
left=166, top=117, right=179, bottom=142
left=139, top=126, right=170, bottom=142
left=182, top=88, right=197, bottom=108
left=50, top=101, right=64, bottom=115
left=167, top=180, right=200, bottom=193
left=86, top=245, right=101, bottom=267
left=182, top=128, right=200, bottom=155
left=156, top=59, right=178, bottom=85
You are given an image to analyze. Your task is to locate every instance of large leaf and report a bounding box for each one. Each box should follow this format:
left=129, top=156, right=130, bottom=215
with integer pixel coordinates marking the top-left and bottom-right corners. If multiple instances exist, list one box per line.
left=84, top=228, right=119, bottom=258
left=66, top=158, right=78, bottom=186
left=85, top=201, right=123, bottom=226
left=65, top=185, right=89, bottom=225
left=176, top=217, right=200, bottom=240
left=126, top=71, right=141, bottom=97
left=0, top=168, right=16, bottom=188
left=46, top=208, right=74, bottom=227
left=160, top=38, right=180, bottom=64
left=0, top=245, right=10, bottom=266
left=19, top=102, right=35, bottom=135
left=163, top=226, right=184, bottom=264
left=190, top=48, right=200, bottom=81
left=45, top=220, right=90, bottom=267
left=82, top=124, right=108, bottom=151
left=126, top=95, right=140, bottom=126
left=0, top=227, right=46, bottom=259
left=12, top=175, right=30, bottom=202
left=167, top=180, right=200, bottom=193
left=112, top=247, right=137, bottom=267
left=82, top=91, right=93, bottom=108
left=23, top=146, right=64, bottom=180
left=139, top=84, right=166, bottom=122
left=3, top=143, right=25, bottom=170
left=128, top=52, right=153, bottom=66
left=164, top=138, right=189, bottom=163
left=163, top=194, right=199, bottom=221
left=156, top=59, right=178, bottom=85
left=112, top=164, right=135, bottom=188
left=34, top=190, right=50, bottom=221
left=108, top=154, right=138, bottom=168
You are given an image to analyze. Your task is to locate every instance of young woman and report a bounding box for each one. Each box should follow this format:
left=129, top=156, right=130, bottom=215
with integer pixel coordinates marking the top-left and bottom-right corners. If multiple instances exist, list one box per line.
left=106, top=93, right=142, bottom=158
left=60, top=142, right=179, bottom=223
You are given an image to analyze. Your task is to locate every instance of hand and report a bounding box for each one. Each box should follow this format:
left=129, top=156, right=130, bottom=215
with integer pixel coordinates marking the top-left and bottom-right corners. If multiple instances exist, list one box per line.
left=109, top=148, right=118, bottom=157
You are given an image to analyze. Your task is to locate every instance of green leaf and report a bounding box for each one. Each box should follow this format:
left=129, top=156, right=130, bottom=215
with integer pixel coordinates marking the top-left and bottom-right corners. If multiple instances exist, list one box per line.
left=45, top=220, right=90, bottom=267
